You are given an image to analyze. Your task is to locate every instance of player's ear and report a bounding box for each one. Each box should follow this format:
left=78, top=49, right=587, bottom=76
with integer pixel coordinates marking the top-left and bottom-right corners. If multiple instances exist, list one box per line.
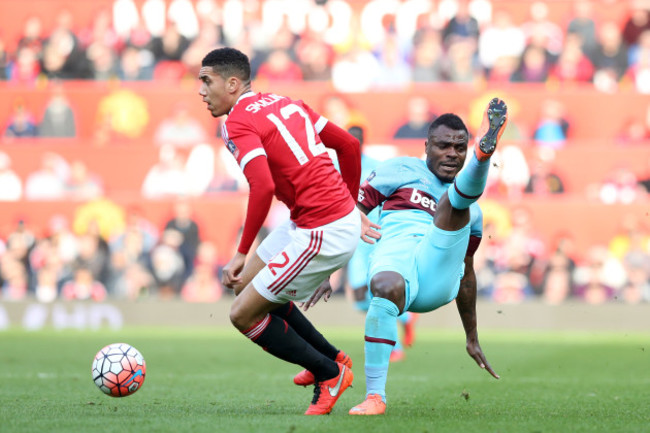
left=226, top=76, right=240, bottom=93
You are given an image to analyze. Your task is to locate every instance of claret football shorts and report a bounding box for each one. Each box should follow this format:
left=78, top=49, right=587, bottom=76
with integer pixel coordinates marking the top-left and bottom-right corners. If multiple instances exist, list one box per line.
left=253, top=209, right=361, bottom=303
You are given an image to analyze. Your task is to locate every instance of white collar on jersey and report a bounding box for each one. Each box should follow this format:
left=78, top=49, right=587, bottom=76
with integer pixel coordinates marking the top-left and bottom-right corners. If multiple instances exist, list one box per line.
left=230, top=91, right=256, bottom=114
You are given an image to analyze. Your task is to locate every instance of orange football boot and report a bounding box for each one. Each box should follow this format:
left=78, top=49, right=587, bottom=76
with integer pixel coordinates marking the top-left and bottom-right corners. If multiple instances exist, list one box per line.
left=474, top=98, right=508, bottom=162
left=349, top=394, right=386, bottom=415
left=389, top=349, right=405, bottom=363
left=304, top=362, right=353, bottom=415
left=294, top=351, right=352, bottom=387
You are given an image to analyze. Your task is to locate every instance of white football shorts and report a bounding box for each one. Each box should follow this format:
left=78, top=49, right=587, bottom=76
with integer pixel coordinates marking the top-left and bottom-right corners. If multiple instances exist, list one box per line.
left=253, top=208, right=361, bottom=303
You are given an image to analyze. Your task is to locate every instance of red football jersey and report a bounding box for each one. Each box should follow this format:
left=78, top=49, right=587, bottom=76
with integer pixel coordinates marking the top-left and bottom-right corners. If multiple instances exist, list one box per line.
left=222, top=92, right=355, bottom=228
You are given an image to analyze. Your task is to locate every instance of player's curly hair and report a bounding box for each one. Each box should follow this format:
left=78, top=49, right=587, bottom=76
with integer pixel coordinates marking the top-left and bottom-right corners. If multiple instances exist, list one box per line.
left=201, top=47, right=251, bottom=84
left=428, top=113, right=468, bottom=137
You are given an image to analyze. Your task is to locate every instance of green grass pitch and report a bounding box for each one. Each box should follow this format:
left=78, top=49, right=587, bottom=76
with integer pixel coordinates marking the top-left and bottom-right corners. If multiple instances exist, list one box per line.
left=1, top=327, right=648, bottom=433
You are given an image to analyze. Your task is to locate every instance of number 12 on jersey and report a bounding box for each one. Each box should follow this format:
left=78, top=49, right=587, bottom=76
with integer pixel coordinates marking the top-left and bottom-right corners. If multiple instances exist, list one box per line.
left=267, top=104, right=326, bottom=165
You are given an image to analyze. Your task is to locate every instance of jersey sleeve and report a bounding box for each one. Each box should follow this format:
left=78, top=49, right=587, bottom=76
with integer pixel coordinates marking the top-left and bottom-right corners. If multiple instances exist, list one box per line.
left=358, top=158, right=404, bottom=211
left=466, top=204, right=484, bottom=257
left=222, top=118, right=267, bottom=171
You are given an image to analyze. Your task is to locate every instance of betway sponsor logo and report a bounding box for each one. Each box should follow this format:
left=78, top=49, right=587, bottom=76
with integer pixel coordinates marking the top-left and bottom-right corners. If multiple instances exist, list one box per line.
left=410, top=188, right=437, bottom=212
left=382, top=188, right=437, bottom=217
left=245, top=94, right=284, bottom=113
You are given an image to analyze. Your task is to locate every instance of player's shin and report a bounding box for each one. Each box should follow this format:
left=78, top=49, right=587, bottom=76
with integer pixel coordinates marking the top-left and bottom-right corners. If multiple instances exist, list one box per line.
left=242, top=314, right=339, bottom=381
left=364, top=297, right=399, bottom=400
left=271, top=302, right=339, bottom=360
left=448, top=153, right=490, bottom=210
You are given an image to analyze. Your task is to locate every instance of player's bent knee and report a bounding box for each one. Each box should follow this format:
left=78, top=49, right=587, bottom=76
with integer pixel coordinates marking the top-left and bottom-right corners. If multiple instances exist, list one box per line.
left=370, top=272, right=405, bottom=307
left=229, top=302, right=249, bottom=332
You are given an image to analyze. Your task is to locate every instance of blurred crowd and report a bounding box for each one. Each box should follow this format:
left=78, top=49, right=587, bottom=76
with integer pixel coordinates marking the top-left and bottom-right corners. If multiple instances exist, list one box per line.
left=1, top=195, right=649, bottom=305
left=0, top=0, right=649, bottom=92
left=0, top=199, right=226, bottom=303
left=1, top=0, right=649, bottom=305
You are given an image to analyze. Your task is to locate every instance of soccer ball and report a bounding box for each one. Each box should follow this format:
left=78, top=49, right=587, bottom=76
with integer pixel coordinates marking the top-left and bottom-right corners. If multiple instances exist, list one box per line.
left=91, top=343, right=146, bottom=397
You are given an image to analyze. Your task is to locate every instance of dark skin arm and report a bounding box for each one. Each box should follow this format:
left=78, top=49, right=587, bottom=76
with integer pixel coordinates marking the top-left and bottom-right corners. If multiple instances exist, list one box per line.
left=456, top=255, right=500, bottom=379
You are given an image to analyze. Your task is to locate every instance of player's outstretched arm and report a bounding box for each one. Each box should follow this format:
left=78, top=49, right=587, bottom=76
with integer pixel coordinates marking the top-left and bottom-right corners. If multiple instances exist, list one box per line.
left=358, top=203, right=381, bottom=244
left=456, top=255, right=500, bottom=379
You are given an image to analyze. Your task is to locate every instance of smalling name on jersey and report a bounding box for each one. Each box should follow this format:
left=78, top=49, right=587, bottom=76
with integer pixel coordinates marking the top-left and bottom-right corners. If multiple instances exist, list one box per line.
left=245, top=94, right=285, bottom=113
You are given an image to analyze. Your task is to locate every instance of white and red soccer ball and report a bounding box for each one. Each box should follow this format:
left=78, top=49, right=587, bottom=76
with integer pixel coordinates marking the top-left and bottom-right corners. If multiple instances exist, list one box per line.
left=92, top=343, right=146, bottom=397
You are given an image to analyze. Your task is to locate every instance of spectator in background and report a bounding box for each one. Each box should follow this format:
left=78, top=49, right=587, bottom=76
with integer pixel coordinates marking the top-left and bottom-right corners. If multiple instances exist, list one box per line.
left=1, top=256, right=29, bottom=301
left=87, top=41, right=118, bottom=80
left=487, top=55, right=519, bottom=83
left=627, top=30, right=650, bottom=93
left=393, top=96, right=435, bottom=139
left=478, top=10, right=526, bottom=74
left=541, top=234, right=577, bottom=305
left=521, top=1, right=564, bottom=58
left=372, top=32, right=411, bottom=89
left=441, top=0, right=480, bottom=49
left=8, top=46, right=40, bottom=83
left=0, top=36, right=8, bottom=80
left=411, top=27, right=445, bottom=82
left=150, top=22, right=190, bottom=62
left=149, top=229, right=186, bottom=299
left=64, top=160, right=104, bottom=201
left=24, top=152, right=69, bottom=200
left=0, top=152, right=23, bottom=201
left=533, top=99, right=570, bottom=148
left=17, top=16, right=45, bottom=61
left=164, top=199, right=200, bottom=280
left=180, top=241, right=222, bottom=302
left=548, top=33, right=594, bottom=83
left=573, top=245, right=626, bottom=304
left=488, top=144, right=530, bottom=198
left=296, top=34, right=333, bottom=81
left=567, top=0, right=598, bottom=55
left=331, top=37, right=380, bottom=93
left=40, top=10, right=91, bottom=79
left=510, top=44, right=551, bottom=83
left=141, top=144, right=190, bottom=198
left=589, top=21, right=629, bottom=89
left=320, top=94, right=368, bottom=131
left=622, top=0, right=650, bottom=48
left=181, top=22, right=223, bottom=77
left=109, top=224, right=154, bottom=299
left=39, top=84, right=77, bottom=137
left=154, top=103, right=207, bottom=149
left=445, top=38, right=483, bottom=83
left=4, top=102, right=38, bottom=138
left=118, top=45, right=153, bottom=81
left=61, top=265, right=107, bottom=301
left=2, top=219, right=36, bottom=297
left=524, top=148, right=566, bottom=195
left=256, top=49, right=303, bottom=82
left=73, top=221, right=111, bottom=287
left=34, top=265, right=59, bottom=303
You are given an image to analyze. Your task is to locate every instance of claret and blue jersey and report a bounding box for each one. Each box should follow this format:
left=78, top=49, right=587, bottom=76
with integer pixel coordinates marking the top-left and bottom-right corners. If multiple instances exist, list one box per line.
left=358, top=156, right=483, bottom=312
left=359, top=156, right=483, bottom=246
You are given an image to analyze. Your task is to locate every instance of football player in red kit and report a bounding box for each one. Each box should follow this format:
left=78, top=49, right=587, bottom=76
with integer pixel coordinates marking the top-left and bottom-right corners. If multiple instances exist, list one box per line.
left=198, top=47, right=378, bottom=415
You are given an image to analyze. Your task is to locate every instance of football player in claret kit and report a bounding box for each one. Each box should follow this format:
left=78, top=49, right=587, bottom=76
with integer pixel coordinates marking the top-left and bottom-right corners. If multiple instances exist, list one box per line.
left=198, top=47, right=378, bottom=415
